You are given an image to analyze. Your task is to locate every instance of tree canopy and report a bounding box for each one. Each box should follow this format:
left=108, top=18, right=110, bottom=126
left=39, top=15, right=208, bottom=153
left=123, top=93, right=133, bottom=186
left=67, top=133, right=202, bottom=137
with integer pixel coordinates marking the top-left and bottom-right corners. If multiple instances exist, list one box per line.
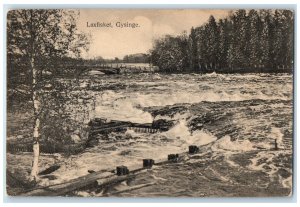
left=151, top=9, right=294, bottom=73
left=7, top=9, right=90, bottom=87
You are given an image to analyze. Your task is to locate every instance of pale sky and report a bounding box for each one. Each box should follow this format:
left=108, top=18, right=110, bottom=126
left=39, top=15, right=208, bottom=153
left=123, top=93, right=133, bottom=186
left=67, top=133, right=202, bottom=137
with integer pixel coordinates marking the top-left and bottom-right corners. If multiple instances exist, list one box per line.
left=77, top=9, right=229, bottom=59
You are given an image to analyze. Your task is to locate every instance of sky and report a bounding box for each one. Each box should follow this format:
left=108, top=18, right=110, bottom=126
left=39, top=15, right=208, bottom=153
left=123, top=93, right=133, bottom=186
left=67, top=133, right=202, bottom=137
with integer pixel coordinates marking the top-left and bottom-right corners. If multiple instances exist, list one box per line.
left=77, top=9, right=229, bottom=59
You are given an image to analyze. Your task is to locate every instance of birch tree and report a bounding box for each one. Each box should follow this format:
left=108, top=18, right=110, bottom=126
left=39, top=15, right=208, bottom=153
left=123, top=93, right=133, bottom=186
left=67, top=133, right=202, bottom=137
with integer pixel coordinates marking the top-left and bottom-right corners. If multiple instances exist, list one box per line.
left=7, top=9, right=89, bottom=182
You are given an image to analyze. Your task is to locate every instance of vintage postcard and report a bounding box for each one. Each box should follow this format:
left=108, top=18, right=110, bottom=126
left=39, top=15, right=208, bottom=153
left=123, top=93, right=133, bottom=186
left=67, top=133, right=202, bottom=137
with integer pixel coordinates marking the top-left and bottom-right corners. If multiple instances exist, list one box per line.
left=6, top=8, right=294, bottom=197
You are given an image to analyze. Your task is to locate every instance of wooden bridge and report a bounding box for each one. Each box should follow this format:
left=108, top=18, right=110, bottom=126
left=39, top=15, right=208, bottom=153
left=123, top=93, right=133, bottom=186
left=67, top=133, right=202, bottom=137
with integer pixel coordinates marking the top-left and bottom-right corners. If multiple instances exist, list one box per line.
left=75, top=63, right=158, bottom=76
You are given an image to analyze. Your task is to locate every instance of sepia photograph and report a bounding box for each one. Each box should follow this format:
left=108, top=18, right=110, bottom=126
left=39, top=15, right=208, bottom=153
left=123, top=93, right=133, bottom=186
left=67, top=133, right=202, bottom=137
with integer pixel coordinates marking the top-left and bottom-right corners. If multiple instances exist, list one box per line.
left=6, top=8, right=294, bottom=197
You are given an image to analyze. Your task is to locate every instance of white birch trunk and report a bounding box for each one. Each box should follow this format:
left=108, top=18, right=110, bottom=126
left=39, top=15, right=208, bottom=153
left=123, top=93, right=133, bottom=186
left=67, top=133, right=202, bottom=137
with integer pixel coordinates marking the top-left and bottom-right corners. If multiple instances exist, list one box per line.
left=30, top=117, right=40, bottom=180
left=30, top=57, right=41, bottom=182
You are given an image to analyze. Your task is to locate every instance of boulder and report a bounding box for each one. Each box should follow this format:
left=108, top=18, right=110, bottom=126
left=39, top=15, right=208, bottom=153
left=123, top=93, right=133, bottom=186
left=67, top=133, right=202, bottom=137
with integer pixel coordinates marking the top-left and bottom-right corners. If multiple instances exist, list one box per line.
left=152, top=119, right=175, bottom=131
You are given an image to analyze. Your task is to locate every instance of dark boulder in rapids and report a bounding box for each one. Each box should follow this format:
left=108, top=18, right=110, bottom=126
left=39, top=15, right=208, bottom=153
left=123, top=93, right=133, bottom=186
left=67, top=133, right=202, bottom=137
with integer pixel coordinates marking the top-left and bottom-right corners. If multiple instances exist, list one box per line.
left=152, top=119, right=176, bottom=131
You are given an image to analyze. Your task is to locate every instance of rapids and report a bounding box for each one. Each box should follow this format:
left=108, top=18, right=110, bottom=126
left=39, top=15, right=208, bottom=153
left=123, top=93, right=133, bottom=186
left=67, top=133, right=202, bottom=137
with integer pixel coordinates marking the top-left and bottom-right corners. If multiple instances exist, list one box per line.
left=7, top=72, right=293, bottom=196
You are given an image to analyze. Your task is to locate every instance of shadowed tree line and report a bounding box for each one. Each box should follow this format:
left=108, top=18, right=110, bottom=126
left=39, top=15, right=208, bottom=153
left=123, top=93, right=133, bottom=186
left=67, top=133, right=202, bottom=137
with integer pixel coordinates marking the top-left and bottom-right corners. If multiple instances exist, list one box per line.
left=123, top=53, right=150, bottom=63
left=151, top=9, right=294, bottom=73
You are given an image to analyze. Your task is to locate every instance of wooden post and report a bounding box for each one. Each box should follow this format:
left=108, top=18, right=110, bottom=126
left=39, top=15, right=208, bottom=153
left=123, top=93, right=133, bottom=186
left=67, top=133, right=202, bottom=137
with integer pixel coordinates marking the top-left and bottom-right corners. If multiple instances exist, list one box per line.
left=274, top=139, right=278, bottom=150
left=168, top=154, right=179, bottom=162
left=116, top=166, right=129, bottom=176
left=143, top=159, right=154, bottom=168
left=189, top=145, right=199, bottom=154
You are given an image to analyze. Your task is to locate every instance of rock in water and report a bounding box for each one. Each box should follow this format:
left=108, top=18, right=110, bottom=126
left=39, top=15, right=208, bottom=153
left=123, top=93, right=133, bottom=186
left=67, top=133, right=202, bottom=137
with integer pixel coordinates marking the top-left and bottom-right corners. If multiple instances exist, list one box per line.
left=152, top=119, right=175, bottom=131
left=38, top=165, right=60, bottom=175
left=41, top=175, right=57, bottom=180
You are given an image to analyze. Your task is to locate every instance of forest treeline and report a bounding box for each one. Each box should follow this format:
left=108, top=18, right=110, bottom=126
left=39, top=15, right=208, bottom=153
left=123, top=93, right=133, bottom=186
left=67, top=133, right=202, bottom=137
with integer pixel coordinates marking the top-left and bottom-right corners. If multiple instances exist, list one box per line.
left=150, top=9, right=294, bottom=73
left=123, top=53, right=150, bottom=63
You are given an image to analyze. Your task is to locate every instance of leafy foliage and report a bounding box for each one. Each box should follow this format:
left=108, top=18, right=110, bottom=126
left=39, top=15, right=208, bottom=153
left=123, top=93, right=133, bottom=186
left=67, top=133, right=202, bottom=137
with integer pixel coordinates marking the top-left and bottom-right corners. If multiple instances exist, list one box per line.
left=150, top=33, right=189, bottom=72
left=7, top=9, right=91, bottom=146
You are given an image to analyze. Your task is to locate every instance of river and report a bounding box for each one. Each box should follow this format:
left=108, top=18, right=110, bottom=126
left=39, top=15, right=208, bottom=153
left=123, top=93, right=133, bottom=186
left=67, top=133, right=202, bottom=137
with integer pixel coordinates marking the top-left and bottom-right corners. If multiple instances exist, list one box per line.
left=7, top=72, right=293, bottom=197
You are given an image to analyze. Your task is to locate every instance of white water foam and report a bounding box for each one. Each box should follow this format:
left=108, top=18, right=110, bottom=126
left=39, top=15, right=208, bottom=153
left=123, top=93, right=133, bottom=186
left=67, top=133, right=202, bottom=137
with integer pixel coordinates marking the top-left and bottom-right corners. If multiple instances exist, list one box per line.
left=211, top=135, right=254, bottom=152
left=154, top=112, right=191, bottom=121
left=162, top=120, right=217, bottom=147
left=95, top=90, right=153, bottom=123
left=94, top=88, right=289, bottom=124
left=90, top=71, right=292, bottom=125
left=269, top=127, right=284, bottom=148
left=203, top=72, right=227, bottom=80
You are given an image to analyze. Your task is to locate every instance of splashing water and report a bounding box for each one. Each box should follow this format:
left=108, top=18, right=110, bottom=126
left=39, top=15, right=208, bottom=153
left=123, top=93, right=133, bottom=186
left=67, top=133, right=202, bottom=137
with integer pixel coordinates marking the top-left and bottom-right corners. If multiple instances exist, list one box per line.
left=7, top=73, right=292, bottom=196
left=90, top=73, right=291, bottom=124
left=212, top=135, right=254, bottom=152
left=162, top=120, right=217, bottom=147
left=269, top=127, right=284, bottom=148
left=75, top=73, right=292, bottom=187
